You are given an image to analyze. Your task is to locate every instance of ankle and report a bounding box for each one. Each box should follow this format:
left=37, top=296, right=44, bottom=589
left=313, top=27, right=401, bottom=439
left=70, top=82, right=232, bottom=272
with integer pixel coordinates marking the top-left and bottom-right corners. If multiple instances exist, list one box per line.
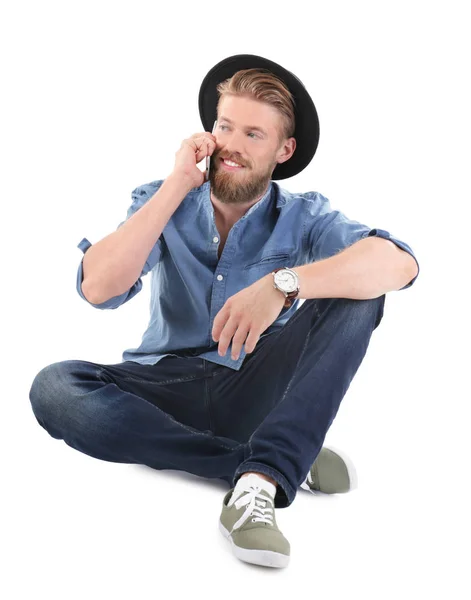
left=241, top=471, right=277, bottom=488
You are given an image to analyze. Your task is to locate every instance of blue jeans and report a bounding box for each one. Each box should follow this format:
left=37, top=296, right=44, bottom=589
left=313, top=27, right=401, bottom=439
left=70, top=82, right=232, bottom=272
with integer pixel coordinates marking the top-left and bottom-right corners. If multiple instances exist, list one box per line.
left=29, top=296, right=385, bottom=508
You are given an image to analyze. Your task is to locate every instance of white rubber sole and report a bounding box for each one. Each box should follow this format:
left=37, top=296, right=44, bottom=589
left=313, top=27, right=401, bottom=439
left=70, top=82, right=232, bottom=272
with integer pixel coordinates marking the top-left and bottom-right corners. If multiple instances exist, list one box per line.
left=300, top=444, right=359, bottom=493
left=219, top=520, right=290, bottom=568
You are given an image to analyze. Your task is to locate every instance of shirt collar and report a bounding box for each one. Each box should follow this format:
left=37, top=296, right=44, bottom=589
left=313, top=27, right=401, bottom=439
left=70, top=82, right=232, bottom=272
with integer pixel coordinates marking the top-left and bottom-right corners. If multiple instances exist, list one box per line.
left=203, top=180, right=273, bottom=220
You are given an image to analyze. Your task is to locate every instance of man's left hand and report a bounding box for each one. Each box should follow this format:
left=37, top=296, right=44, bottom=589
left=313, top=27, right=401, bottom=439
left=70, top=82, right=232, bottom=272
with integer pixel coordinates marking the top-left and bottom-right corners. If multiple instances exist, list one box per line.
left=212, top=274, right=286, bottom=361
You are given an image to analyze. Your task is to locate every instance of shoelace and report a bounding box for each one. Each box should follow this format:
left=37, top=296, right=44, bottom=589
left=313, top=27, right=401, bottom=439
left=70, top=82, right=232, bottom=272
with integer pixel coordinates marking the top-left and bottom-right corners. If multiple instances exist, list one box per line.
left=300, top=467, right=317, bottom=495
left=307, top=468, right=316, bottom=488
left=229, top=486, right=275, bottom=531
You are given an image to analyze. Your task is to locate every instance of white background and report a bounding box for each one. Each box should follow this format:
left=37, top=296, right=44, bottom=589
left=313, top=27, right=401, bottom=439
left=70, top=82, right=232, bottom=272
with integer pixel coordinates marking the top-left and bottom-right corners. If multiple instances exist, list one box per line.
left=1, top=0, right=469, bottom=597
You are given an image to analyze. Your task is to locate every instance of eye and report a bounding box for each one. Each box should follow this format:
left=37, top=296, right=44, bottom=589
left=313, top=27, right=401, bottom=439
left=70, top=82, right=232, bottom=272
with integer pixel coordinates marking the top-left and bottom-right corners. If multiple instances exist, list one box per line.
left=219, top=124, right=258, bottom=138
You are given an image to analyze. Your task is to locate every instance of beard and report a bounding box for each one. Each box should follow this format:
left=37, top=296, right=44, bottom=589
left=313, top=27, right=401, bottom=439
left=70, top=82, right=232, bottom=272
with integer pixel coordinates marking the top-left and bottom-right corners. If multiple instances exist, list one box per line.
left=208, top=153, right=277, bottom=205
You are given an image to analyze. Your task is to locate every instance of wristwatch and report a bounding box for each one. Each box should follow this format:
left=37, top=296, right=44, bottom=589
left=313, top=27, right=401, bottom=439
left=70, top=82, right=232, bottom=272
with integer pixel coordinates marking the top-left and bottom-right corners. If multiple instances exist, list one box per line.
left=272, top=267, right=300, bottom=308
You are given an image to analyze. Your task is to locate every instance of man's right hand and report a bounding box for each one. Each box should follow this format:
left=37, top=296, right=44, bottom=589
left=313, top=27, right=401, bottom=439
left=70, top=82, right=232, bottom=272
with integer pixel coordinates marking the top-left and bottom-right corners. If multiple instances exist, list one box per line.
left=172, top=131, right=217, bottom=189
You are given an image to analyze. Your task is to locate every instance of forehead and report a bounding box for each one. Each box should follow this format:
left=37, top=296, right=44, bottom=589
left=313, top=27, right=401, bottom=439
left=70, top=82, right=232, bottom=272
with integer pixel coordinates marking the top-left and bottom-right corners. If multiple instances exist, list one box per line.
left=218, top=95, right=280, bottom=135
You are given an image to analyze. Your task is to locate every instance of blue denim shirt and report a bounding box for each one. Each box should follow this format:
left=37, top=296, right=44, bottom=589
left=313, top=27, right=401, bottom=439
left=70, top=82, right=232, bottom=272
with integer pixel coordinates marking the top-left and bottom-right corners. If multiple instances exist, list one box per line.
left=76, top=179, right=419, bottom=371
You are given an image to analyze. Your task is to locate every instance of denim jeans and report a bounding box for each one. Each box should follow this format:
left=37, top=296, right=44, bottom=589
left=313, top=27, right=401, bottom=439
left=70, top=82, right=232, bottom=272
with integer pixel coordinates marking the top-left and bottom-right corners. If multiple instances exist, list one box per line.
left=29, top=295, right=385, bottom=508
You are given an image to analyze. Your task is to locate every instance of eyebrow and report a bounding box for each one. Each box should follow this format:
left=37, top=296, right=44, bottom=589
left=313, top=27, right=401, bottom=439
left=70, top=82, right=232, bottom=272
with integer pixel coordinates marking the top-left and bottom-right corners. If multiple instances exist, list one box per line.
left=219, top=116, right=268, bottom=136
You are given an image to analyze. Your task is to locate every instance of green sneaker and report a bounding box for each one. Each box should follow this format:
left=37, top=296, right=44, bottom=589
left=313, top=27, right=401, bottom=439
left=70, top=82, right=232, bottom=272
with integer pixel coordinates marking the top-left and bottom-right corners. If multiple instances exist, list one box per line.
left=219, top=474, right=290, bottom=568
left=300, top=445, right=358, bottom=494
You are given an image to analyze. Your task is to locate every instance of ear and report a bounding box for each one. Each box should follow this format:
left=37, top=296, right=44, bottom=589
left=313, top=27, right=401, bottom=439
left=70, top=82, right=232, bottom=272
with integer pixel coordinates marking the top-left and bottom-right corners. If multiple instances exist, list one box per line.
left=276, top=137, right=296, bottom=164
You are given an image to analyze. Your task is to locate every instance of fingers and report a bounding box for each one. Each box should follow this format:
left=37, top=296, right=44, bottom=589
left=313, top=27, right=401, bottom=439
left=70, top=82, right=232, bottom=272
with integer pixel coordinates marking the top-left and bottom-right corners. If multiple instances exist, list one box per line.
left=186, top=136, right=217, bottom=163
left=243, top=329, right=260, bottom=355
left=218, top=321, right=251, bottom=361
left=185, top=136, right=216, bottom=149
left=230, top=326, right=253, bottom=361
left=216, top=316, right=238, bottom=357
left=184, top=130, right=217, bottom=161
left=190, top=131, right=217, bottom=143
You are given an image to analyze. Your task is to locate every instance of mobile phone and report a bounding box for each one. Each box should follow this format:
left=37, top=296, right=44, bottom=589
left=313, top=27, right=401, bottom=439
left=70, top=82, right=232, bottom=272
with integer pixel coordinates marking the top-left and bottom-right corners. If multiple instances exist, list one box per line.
left=205, top=120, right=218, bottom=182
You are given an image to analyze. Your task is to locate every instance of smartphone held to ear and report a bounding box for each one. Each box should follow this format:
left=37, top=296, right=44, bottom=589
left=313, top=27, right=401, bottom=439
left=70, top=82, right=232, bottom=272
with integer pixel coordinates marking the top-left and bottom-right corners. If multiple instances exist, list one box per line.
left=205, top=120, right=218, bottom=182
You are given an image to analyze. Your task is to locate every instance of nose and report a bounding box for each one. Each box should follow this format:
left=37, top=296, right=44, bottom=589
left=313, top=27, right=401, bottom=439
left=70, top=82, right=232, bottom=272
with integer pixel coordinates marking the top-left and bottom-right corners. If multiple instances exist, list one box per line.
left=220, top=131, right=248, bottom=165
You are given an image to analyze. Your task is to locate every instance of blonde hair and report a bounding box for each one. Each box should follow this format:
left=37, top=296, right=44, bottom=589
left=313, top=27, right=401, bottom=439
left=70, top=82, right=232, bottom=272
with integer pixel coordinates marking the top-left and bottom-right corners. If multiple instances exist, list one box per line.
left=216, top=68, right=296, bottom=145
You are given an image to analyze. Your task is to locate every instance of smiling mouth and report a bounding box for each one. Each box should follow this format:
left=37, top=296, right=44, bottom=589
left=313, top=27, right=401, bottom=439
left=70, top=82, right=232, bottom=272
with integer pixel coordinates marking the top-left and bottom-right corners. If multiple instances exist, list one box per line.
left=220, top=157, right=246, bottom=170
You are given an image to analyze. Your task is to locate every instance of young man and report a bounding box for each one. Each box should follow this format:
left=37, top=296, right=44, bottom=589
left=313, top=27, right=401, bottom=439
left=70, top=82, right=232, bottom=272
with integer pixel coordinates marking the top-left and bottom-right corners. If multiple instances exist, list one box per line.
left=29, top=54, right=419, bottom=569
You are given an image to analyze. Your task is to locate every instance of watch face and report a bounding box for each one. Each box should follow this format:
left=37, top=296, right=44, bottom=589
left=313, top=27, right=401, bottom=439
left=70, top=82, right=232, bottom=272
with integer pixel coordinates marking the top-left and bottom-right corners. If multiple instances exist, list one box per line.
left=275, top=269, right=297, bottom=292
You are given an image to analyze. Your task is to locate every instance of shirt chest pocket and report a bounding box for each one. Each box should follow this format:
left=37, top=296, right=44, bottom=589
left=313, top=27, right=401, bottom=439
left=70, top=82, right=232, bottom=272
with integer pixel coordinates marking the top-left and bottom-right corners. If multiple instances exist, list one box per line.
left=243, top=247, right=294, bottom=271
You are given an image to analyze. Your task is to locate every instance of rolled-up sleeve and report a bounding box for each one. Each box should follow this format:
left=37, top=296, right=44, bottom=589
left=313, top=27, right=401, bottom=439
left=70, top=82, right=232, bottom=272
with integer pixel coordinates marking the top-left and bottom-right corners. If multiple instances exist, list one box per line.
left=76, top=180, right=165, bottom=309
left=76, top=237, right=145, bottom=309
left=305, top=193, right=420, bottom=290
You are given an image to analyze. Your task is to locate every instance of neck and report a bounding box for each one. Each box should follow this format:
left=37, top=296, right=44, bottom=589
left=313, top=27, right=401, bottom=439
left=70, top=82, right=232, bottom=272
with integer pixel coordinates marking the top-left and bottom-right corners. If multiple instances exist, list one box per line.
left=210, top=183, right=270, bottom=225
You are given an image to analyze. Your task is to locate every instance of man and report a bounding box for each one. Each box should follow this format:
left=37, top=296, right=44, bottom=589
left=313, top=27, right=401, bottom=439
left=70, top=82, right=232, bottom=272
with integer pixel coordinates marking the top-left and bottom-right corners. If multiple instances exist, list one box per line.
left=29, top=54, right=420, bottom=569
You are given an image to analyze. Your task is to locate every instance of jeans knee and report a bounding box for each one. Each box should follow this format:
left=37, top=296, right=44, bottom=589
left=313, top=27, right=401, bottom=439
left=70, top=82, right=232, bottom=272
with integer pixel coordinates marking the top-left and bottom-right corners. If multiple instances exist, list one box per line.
left=333, top=295, right=386, bottom=333
left=29, top=362, right=73, bottom=425
left=298, top=295, right=386, bottom=331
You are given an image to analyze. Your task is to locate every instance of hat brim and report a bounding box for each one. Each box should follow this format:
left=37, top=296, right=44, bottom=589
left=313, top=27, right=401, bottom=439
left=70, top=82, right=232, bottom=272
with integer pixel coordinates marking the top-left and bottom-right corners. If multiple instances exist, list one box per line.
left=198, top=54, right=319, bottom=180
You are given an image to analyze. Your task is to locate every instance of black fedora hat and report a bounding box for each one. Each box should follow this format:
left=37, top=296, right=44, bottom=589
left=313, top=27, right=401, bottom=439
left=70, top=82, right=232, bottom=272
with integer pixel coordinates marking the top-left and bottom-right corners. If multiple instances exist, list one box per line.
left=198, top=53, right=320, bottom=180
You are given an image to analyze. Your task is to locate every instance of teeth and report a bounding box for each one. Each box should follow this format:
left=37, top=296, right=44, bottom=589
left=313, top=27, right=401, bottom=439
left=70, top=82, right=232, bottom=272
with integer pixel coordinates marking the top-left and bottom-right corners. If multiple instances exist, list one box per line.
left=224, top=159, right=242, bottom=167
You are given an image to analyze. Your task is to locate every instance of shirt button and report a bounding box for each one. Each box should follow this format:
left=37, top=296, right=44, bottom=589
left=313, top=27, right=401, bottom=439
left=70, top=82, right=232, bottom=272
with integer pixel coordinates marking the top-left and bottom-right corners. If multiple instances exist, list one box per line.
left=213, top=236, right=219, bottom=243
left=217, top=275, right=224, bottom=281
